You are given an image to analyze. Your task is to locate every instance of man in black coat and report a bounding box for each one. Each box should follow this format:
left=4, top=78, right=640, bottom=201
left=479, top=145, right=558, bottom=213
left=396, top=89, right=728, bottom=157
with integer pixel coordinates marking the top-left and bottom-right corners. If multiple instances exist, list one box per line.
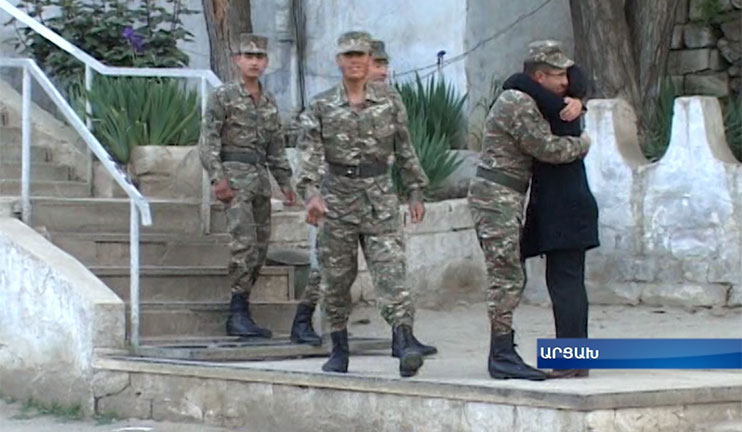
left=502, top=58, right=599, bottom=379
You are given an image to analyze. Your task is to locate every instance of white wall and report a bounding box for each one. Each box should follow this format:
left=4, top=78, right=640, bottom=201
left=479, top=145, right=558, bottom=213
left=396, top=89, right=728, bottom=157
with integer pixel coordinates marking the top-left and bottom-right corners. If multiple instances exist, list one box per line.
left=0, top=218, right=125, bottom=412
left=299, top=0, right=468, bottom=98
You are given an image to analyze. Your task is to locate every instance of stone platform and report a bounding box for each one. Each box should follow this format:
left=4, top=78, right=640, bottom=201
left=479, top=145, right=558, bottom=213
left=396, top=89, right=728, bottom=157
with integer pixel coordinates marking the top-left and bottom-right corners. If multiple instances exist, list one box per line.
left=90, top=304, right=742, bottom=432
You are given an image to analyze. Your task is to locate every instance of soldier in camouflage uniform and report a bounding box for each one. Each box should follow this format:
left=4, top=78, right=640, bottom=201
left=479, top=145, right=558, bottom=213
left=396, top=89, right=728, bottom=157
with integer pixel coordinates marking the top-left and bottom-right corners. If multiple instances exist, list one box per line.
left=369, top=40, right=390, bottom=83
left=370, top=39, right=438, bottom=359
left=291, top=40, right=393, bottom=347
left=296, top=31, right=429, bottom=378
left=290, top=147, right=324, bottom=346
left=468, top=40, right=591, bottom=380
left=199, top=33, right=295, bottom=339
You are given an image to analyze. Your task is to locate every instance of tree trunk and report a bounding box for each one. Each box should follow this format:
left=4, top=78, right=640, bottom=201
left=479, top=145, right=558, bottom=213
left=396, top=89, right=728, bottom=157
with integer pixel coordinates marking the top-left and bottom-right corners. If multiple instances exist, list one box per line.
left=201, top=0, right=252, bottom=82
left=569, top=0, right=642, bottom=112
left=625, top=0, right=680, bottom=120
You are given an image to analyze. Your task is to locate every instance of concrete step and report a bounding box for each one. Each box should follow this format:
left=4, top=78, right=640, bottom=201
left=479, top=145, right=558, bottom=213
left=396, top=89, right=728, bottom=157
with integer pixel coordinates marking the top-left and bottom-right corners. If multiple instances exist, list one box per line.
left=91, top=356, right=742, bottom=431
left=130, top=300, right=299, bottom=338
left=50, top=232, right=230, bottom=267
left=0, top=163, right=73, bottom=181
left=0, top=143, right=55, bottom=163
left=700, top=420, right=742, bottom=432
left=30, top=198, right=224, bottom=234
left=92, top=265, right=295, bottom=303
left=0, top=179, right=89, bottom=197
left=30, top=197, right=307, bottom=238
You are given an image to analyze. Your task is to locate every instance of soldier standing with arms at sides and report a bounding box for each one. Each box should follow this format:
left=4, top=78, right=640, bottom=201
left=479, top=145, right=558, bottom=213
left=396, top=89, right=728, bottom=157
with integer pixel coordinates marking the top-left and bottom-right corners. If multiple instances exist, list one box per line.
left=199, top=33, right=295, bottom=339
left=468, top=41, right=591, bottom=381
left=296, top=31, right=429, bottom=378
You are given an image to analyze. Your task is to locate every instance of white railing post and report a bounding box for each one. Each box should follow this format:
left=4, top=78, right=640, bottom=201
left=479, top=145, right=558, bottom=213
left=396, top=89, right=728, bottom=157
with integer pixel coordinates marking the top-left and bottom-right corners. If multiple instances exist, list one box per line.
left=21, top=65, right=31, bottom=223
left=200, top=76, right=211, bottom=234
left=130, top=200, right=141, bottom=349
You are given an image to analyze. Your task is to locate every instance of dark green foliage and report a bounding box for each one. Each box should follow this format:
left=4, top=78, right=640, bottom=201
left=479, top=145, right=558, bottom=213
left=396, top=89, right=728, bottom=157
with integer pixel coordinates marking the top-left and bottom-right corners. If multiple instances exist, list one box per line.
left=82, top=76, right=200, bottom=164
left=395, top=74, right=467, bottom=149
left=644, top=77, right=677, bottom=162
left=8, top=0, right=196, bottom=88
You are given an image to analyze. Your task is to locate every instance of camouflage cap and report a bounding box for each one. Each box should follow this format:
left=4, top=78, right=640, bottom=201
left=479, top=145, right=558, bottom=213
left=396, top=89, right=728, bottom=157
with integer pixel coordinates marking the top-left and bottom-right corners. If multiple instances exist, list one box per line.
left=337, top=31, right=372, bottom=55
left=527, top=40, right=573, bottom=69
left=370, top=40, right=389, bottom=61
left=234, top=33, right=268, bottom=55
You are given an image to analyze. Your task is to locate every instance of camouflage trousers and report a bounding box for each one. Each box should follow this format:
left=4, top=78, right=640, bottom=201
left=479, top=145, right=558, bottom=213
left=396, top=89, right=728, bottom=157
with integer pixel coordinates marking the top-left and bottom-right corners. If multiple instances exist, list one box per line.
left=467, top=177, right=526, bottom=336
left=225, top=191, right=272, bottom=298
left=319, top=212, right=414, bottom=332
left=299, top=268, right=322, bottom=307
left=299, top=225, right=322, bottom=307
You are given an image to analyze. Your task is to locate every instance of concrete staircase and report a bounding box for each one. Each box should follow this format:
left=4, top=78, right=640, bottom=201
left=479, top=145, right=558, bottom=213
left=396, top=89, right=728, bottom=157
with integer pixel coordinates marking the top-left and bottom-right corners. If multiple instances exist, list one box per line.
left=28, top=197, right=302, bottom=342
left=0, top=131, right=90, bottom=198
left=0, top=82, right=302, bottom=345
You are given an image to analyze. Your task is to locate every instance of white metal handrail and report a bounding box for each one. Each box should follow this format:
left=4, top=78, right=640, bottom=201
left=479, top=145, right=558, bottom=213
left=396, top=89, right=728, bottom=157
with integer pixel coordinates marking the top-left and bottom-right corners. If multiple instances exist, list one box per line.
left=0, top=0, right=229, bottom=349
left=0, top=0, right=223, bottom=235
left=0, top=58, right=152, bottom=348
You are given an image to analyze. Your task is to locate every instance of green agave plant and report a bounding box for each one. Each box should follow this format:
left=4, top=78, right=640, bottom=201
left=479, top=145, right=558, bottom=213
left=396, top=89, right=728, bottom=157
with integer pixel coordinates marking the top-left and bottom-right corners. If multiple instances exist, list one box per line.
left=392, top=74, right=466, bottom=199
left=86, top=76, right=200, bottom=164
left=393, top=113, right=463, bottom=199
left=395, top=74, right=467, bottom=149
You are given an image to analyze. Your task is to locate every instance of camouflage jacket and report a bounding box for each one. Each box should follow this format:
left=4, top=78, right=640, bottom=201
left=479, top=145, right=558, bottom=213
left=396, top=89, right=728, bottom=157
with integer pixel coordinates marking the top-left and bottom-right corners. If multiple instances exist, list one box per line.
left=295, top=82, right=428, bottom=207
left=198, top=81, right=292, bottom=195
left=478, top=89, right=589, bottom=184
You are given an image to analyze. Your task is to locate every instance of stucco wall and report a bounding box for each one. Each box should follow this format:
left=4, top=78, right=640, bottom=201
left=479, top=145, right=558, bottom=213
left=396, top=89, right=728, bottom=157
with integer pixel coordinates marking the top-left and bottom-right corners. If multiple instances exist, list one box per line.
left=0, top=218, right=125, bottom=412
left=525, top=97, right=742, bottom=308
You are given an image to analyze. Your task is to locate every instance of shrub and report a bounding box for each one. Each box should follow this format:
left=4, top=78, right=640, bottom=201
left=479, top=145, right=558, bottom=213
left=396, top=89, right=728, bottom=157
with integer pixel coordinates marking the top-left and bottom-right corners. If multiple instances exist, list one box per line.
left=9, top=0, right=196, bottom=88
left=395, top=74, right=467, bottom=149
left=85, top=76, right=200, bottom=164
left=392, top=112, right=463, bottom=199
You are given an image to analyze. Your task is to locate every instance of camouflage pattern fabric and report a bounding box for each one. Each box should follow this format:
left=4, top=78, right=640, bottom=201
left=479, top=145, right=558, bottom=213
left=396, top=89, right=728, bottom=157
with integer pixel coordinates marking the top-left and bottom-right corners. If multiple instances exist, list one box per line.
left=468, top=89, right=590, bottom=335
left=527, top=40, right=573, bottom=69
left=299, top=224, right=322, bottom=308
left=296, top=82, right=428, bottom=331
left=199, top=81, right=293, bottom=297
left=336, top=31, right=372, bottom=54
left=299, top=267, right=323, bottom=307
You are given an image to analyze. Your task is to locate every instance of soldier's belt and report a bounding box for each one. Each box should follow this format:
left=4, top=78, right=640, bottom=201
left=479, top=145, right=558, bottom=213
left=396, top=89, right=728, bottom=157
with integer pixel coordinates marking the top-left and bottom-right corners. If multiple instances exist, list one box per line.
left=220, top=150, right=266, bottom=165
left=328, top=161, right=388, bottom=178
left=475, top=166, right=529, bottom=194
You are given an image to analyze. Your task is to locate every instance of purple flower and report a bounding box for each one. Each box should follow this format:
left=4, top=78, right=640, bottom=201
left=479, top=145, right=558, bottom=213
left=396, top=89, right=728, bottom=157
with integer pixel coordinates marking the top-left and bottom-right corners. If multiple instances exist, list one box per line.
left=122, top=26, right=145, bottom=54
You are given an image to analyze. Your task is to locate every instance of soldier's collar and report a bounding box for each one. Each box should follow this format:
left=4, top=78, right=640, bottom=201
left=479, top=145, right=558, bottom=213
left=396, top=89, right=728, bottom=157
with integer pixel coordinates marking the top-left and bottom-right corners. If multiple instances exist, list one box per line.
left=365, top=82, right=384, bottom=103
left=237, top=80, right=269, bottom=103
left=335, top=82, right=383, bottom=106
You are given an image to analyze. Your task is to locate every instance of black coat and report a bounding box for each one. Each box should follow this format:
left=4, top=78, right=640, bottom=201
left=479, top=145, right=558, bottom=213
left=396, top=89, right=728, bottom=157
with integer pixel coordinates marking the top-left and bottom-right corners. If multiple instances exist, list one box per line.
left=502, top=68, right=599, bottom=258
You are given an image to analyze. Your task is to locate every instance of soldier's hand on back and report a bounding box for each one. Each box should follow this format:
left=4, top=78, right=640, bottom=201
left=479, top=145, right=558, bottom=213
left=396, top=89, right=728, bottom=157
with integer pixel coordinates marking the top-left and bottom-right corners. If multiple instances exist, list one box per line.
left=409, top=200, right=425, bottom=224
left=560, top=97, right=583, bottom=122
left=305, top=195, right=327, bottom=226
left=213, top=178, right=235, bottom=204
left=281, top=187, right=296, bottom=206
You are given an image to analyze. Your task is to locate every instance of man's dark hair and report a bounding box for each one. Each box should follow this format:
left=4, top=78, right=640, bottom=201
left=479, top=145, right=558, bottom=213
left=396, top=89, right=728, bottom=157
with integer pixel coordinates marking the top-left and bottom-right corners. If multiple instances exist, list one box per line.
left=523, top=60, right=557, bottom=76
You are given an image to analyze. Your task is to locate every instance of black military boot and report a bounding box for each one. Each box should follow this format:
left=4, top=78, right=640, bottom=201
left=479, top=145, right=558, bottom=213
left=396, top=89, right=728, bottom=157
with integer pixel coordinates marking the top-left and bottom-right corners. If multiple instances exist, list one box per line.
left=392, top=332, right=438, bottom=358
left=488, top=331, right=546, bottom=381
left=226, top=293, right=272, bottom=338
left=290, top=303, right=322, bottom=346
left=393, top=325, right=424, bottom=378
left=322, top=329, right=349, bottom=373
